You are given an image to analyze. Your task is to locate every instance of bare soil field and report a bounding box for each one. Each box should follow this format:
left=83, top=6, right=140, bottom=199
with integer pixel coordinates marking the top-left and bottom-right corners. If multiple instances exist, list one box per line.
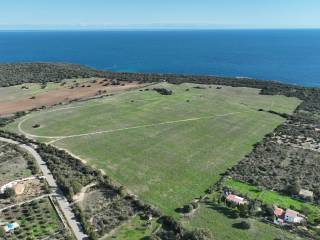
left=0, top=178, right=47, bottom=209
left=0, top=79, right=144, bottom=116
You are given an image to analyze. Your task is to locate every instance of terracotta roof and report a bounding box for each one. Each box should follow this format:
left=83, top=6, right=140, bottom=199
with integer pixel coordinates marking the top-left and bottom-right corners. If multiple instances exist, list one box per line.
left=226, top=194, right=245, bottom=204
left=274, top=207, right=284, bottom=217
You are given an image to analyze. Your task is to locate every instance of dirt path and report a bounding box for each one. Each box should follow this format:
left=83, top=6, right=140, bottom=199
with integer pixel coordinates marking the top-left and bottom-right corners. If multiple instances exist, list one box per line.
left=72, top=182, right=97, bottom=203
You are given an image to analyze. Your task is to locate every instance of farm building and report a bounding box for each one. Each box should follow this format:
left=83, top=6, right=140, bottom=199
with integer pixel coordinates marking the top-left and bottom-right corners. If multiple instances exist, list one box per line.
left=299, top=189, right=314, bottom=200
left=226, top=194, right=247, bottom=205
left=284, top=209, right=304, bottom=223
left=274, top=207, right=284, bottom=218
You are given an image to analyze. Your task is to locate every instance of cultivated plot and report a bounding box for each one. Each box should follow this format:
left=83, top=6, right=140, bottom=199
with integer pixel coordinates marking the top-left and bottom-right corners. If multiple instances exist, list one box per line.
left=0, top=197, right=66, bottom=240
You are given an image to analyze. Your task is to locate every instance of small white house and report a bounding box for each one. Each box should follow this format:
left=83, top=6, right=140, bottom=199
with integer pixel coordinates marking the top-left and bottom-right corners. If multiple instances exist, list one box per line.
left=299, top=189, right=314, bottom=200
left=226, top=194, right=247, bottom=205
left=284, top=209, right=304, bottom=223
left=0, top=182, right=18, bottom=194
left=3, top=222, right=20, bottom=233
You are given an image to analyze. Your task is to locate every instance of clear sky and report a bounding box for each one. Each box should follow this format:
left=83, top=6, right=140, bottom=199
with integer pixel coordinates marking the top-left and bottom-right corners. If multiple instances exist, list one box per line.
left=1, top=0, right=320, bottom=29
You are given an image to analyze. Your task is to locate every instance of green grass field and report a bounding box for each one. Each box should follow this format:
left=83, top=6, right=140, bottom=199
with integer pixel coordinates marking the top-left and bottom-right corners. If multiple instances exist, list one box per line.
left=6, top=83, right=301, bottom=218
left=225, top=178, right=320, bottom=223
left=105, top=216, right=160, bottom=240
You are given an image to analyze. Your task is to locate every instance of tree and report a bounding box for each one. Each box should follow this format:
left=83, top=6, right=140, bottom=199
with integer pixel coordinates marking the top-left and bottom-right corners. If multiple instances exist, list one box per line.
left=71, top=181, right=83, bottom=195
left=238, top=204, right=249, bottom=218
left=183, top=204, right=193, bottom=213
left=286, top=179, right=300, bottom=196
left=232, top=221, right=251, bottom=230
left=263, top=204, right=274, bottom=220
left=0, top=227, right=5, bottom=238
left=3, top=187, right=16, bottom=199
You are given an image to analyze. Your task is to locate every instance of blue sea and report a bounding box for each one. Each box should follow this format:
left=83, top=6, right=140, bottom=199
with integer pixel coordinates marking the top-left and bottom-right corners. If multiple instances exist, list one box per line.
left=0, top=30, right=319, bottom=87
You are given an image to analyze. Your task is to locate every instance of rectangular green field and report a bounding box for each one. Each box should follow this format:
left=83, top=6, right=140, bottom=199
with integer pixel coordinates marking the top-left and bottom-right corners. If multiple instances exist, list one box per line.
left=6, top=83, right=301, bottom=217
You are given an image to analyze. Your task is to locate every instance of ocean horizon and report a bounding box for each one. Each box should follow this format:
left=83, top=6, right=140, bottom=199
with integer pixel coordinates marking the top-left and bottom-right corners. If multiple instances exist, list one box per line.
left=0, top=29, right=319, bottom=87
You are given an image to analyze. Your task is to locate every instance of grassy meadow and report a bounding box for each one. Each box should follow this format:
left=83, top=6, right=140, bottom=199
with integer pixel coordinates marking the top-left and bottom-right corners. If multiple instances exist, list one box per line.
left=105, top=216, right=160, bottom=240
left=6, top=83, right=301, bottom=218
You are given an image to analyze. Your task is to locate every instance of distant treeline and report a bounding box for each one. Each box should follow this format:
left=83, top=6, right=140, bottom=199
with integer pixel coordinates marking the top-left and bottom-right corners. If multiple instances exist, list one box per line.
left=0, top=62, right=106, bottom=87
left=1, top=62, right=320, bottom=114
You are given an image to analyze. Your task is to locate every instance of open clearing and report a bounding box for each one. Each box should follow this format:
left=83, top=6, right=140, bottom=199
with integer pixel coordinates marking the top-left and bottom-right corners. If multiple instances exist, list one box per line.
left=6, top=83, right=301, bottom=218
left=105, top=216, right=160, bottom=240
left=0, top=77, right=143, bottom=116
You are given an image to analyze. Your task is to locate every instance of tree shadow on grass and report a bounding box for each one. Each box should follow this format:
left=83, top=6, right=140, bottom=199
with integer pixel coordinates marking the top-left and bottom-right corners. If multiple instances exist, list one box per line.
left=232, top=221, right=250, bottom=230
left=205, top=202, right=239, bottom=219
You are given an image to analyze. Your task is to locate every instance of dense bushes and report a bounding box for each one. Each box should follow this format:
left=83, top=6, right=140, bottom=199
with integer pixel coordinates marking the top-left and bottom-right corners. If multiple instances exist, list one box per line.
left=0, top=63, right=107, bottom=87
left=154, top=216, right=213, bottom=240
left=36, top=143, right=99, bottom=199
left=229, top=126, right=320, bottom=203
left=0, top=111, right=26, bottom=126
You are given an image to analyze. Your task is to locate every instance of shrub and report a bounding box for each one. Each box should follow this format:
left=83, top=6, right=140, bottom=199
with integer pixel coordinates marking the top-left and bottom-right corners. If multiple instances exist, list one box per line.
left=232, top=221, right=251, bottom=230
left=186, top=228, right=213, bottom=240
left=182, top=204, right=193, bottom=213
left=3, top=187, right=16, bottom=198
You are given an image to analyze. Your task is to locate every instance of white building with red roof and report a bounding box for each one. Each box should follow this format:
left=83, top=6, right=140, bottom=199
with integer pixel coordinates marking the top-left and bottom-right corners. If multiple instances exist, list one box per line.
left=226, top=194, right=247, bottom=205
left=284, top=209, right=304, bottom=223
